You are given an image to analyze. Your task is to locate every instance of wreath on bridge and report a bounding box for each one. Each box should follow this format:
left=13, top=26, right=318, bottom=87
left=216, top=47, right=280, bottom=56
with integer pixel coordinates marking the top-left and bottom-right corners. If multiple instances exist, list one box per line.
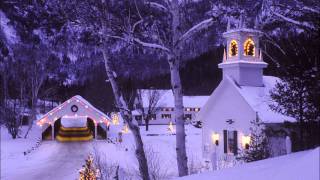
left=71, top=105, right=79, bottom=112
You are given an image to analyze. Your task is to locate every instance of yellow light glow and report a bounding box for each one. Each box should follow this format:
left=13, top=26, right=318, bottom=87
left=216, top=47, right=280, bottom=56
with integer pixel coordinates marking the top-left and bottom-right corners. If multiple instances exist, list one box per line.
left=211, top=132, right=219, bottom=145
left=229, top=40, right=238, bottom=57
left=112, top=113, right=119, bottom=125
left=168, top=121, right=175, bottom=133
left=122, top=124, right=130, bottom=133
left=244, top=38, right=255, bottom=56
left=242, top=135, right=251, bottom=149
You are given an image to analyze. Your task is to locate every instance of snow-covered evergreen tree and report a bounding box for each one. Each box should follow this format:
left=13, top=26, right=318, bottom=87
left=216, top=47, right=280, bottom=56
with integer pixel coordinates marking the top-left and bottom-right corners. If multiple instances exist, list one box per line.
left=237, top=114, right=270, bottom=163
left=79, top=155, right=100, bottom=180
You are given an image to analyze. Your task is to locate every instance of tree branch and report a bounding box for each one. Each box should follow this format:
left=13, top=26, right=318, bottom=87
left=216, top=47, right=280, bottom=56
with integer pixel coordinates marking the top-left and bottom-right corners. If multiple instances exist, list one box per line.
left=273, top=12, right=315, bottom=30
left=178, top=18, right=214, bottom=44
left=146, top=2, right=168, bottom=12
left=133, top=38, right=170, bottom=52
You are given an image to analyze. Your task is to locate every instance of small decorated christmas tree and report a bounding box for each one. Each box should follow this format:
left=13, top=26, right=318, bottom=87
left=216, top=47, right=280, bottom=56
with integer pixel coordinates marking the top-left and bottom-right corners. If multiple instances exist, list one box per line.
left=79, top=154, right=100, bottom=180
left=237, top=113, right=270, bottom=162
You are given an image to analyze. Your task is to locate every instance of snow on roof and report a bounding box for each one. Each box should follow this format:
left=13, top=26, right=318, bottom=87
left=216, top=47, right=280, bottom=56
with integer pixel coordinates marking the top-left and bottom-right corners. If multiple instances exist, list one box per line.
left=38, top=95, right=111, bottom=122
left=230, top=76, right=295, bottom=123
left=219, top=60, right=267, bottom=66
left=177, top=147, right=319, bottom=180
left=73, top=95, right=111, bottom=120
left=223, top=28, right=263, bottom=36
left=138, top=89, right=209, bottom=108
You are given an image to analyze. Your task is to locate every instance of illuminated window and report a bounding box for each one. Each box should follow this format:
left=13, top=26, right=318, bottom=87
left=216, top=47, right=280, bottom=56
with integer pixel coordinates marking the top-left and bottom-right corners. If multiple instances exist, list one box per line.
left=147, top=114, right=156, bottom=120
left=229, top=40, right=238, bottom=57
left=161, top=114, right=171, bottom=119
left=244, top=38, right=255, bottom=56
left=162, top=108, right=173, bottom=111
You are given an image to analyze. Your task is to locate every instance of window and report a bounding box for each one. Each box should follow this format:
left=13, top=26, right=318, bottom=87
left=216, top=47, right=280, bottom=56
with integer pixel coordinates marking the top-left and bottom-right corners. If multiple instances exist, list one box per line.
left=223, top=130, right=238, bottom=155
left=161, top=114, right=171, bottom=119
left=147, top=114, right=156, bottom=120
left=135, top=115, right=142, bottom=121
left=184, top=114, right=192, bottom=120
left=162, top=108, right=173, bottom=111
left=229, top=40, right=238, bottom=57
left=195, top=108, right=200, bottom=112
left=244, top=38, right=255, bottom=56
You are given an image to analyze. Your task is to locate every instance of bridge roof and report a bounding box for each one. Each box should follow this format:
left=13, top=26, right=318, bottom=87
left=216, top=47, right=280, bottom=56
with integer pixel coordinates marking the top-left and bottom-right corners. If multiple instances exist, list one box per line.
left=37, top=95, right=111, bottom=126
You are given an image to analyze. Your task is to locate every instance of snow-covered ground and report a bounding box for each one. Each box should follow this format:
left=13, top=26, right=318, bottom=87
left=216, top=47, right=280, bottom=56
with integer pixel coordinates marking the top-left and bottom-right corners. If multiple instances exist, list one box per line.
left=1, top=124, right=202, bottom=180
left=3, top=124, right=318, bottom=180
left=177, top=147, right=320, bottom=180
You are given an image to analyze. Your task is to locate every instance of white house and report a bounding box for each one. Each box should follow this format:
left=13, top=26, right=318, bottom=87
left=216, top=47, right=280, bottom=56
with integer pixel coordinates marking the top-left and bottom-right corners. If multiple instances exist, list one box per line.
left=133, top=89, right=209, bottom=125
left=197, top=28, right=295, bottom=166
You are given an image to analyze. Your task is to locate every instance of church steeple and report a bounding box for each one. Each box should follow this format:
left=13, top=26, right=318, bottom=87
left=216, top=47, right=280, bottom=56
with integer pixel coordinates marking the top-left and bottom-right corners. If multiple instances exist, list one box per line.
left=218, top=27, right=268, bottom=87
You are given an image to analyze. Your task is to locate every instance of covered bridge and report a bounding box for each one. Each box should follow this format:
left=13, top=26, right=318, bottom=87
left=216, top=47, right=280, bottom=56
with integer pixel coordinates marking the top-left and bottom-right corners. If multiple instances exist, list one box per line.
left=37, top=95, right=111, bottom=141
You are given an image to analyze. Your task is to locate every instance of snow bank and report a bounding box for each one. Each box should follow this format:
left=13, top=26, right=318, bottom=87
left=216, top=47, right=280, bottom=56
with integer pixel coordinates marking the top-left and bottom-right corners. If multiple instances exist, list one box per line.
left=177, top=147, right=320, bottom=180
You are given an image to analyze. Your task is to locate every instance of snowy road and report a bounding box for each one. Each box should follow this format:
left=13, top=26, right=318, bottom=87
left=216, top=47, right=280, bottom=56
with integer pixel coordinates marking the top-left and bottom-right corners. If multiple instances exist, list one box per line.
left=3, top=141, right=93, bottom=180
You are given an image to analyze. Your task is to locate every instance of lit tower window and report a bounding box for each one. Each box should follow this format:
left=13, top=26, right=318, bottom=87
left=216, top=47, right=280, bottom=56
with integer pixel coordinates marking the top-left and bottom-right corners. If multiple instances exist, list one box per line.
left=229, top=40, right=238, bottom=57
left=244, top=38, right=255, bottom=56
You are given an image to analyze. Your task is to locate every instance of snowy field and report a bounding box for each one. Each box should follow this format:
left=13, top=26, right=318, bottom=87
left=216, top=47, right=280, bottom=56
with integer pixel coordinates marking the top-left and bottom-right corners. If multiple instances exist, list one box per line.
left=2, top=125, right=318, bottom=180
left=1, top=125, right=202, bottom=180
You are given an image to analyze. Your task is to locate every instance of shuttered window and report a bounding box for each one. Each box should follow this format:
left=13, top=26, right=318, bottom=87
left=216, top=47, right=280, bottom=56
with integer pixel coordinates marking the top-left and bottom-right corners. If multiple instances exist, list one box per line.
left=223, top=130, right=227, bottom=153
left=233, top=130, right=238, bottom=155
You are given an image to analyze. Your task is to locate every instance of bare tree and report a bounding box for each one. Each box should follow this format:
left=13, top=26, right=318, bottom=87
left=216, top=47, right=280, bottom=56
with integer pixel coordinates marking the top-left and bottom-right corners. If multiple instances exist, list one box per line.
left=136, top=89, right=162, bottom=131
left=44, top=1, right=152, bottom=179
left=19, top=43, right=51, bottom=138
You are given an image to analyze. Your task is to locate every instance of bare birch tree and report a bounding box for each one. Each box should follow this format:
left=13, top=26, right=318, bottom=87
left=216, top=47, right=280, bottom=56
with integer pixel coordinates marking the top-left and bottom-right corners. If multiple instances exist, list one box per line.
left=126, top=0, right=215, bottom=176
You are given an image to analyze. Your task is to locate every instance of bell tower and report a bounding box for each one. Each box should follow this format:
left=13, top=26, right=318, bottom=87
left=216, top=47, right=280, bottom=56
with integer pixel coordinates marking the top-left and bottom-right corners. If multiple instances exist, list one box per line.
left=218, top=28, right=267, bottom=87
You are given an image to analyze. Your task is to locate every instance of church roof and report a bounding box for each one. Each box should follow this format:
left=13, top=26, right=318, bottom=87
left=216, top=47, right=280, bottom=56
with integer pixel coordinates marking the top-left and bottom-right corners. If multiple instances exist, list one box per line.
left=229, top=76, right=295, bottom=123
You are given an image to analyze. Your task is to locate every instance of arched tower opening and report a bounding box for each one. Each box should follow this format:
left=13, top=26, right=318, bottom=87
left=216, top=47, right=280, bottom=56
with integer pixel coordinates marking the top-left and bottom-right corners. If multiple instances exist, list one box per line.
left=243, top=38, right=255, bottom=56
left=229, top=40, right=238, bottom=57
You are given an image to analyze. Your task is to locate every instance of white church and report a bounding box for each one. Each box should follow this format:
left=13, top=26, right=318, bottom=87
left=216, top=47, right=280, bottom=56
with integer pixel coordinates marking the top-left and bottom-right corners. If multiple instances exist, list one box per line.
left=197, top=27, right=295, bottom=166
